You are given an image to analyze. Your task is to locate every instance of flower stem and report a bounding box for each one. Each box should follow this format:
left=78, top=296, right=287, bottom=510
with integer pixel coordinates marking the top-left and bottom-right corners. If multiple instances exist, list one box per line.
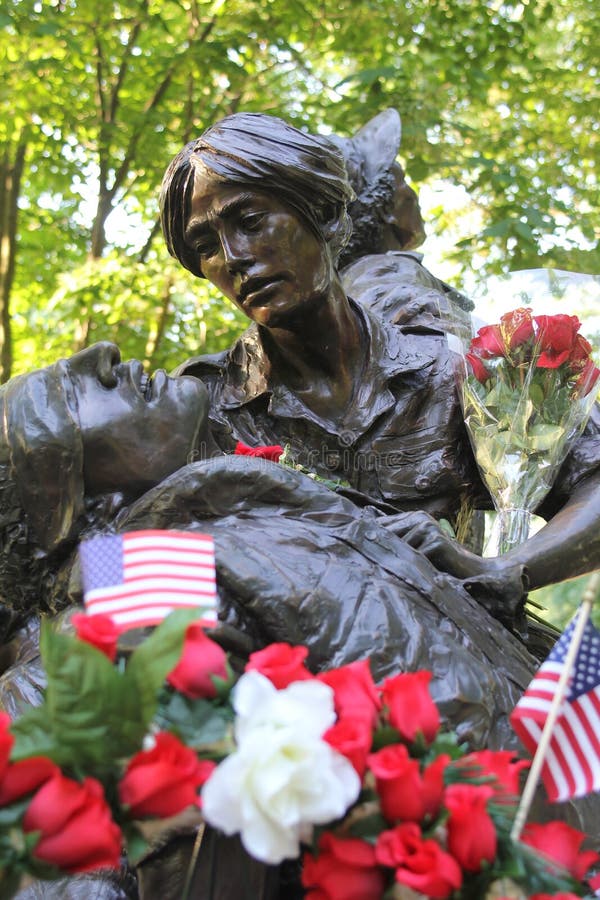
left=492, top=508, right=532, bottom=556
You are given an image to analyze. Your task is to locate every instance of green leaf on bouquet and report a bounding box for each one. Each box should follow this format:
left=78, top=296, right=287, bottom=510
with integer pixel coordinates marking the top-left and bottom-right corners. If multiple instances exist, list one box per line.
left=0, top=798, right=30, bottom=827
left=527, top=424, right=565, bottom=451
left=10, top=706, right=60, bottom=762
left=12, top=611, right=203, bottom=771
left=38, top=623, right=137, bottom=769
left=155, top=691, right=233, bottom=750
left=0, top=868, right=24, bottom=900
left=528, top=380, right=545, bottom=408
left=122, top=823, right=150, bottom=866
left=125, top=608, right=201, bottom=731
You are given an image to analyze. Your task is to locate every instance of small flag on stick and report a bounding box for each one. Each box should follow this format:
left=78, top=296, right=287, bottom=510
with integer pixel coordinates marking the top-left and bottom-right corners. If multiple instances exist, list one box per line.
left=79, top=529, right=218, bottom=632
left=510, top=573, right=600, bottom=814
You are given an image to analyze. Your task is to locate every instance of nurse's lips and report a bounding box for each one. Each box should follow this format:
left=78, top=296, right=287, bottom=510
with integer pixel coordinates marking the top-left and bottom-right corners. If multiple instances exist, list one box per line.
left=239, top=276, right=283, bottom=307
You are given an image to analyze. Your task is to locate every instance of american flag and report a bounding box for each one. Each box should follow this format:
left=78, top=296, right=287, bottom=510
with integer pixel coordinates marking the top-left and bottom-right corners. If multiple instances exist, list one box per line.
left=79, top=530, right=218, bottom=632
left=510, top=612, right=600, bottom=802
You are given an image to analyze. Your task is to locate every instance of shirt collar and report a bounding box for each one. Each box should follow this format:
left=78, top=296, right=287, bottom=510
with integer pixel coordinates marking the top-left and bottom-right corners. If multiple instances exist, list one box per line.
left=218, top=300, right=438, bottom=441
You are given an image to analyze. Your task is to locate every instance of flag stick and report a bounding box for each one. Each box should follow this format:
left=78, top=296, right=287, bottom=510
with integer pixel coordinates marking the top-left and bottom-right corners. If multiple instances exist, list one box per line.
left=510, top=570, right=600, bottom=843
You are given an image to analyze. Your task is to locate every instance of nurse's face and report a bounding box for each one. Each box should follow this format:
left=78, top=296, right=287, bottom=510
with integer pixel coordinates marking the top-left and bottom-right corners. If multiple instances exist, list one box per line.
left=67, top=343, right=208, bottom=496
left=184, top=170, right=333, bottom=327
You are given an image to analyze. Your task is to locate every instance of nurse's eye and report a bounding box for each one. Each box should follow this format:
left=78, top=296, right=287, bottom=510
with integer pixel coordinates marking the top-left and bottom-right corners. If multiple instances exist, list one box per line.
left=239, top=212, right=265, bottom=232
left=196, top=237, right=219, bottom=258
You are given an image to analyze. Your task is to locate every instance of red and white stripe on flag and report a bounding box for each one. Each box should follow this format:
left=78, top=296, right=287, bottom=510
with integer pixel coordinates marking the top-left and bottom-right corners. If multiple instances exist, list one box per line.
left=510, top=615, right=600, bottom=802
left=79, top=529, right=218, bottom=632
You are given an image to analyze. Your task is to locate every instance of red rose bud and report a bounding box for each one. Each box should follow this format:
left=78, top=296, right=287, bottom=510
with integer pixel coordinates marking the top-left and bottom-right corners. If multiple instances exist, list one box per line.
left=245, top=643, right=313, bottom=689
left=466, top=351, right=490, bottom=383
left=500, top=307, right=534, bottom=349
left=302, top=833, right=386, bottom=900
left=167, top=621, right=228, bottom=699
left=234, top=441, right=284, bottom=461
left=534, top=313, right=581, bottom=368
left=380, top=670, right=440, bottom=744
left=375, top=821, right=422, bottom=867
left=72, top=612, right=119, bottom=662
left=323, top=718, right=373, bottom=779
left=119, top=731, right=215, bottom=819
left=0, top=756, right=58, bottom=806
left=568, top=333, right=594, bottom=372
left=521, top=820, right=599, bottom=881
left=445, top=783, right=497, bottom=872
left=528, top=894, right=583, bottom=900
left=535, top=313, right=581, bottom=352
left=368, top=744, right=447, bottom=823
left=23, top=773, right=122, bottom=874
left=470, top=324, right=506, bottom=358
left=317, top=659, right=381, bottom=728
left=375, top=822, right=462, bottom=899
left=574, top=357, right=600, bottom=397
left=458, top=748, right=529, bottom=798
left=0, top=713, right=14, bottom=781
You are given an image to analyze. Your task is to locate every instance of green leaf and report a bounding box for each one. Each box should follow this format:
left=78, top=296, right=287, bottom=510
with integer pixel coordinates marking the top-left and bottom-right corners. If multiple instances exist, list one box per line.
left=125, top=608, right=201, bottom=730
left=10, top=706, right=59, bottom=762
left=0, top=869, right=24, bottom=900
left=122, top=824, right=150, bottom=866
left=0, top=798, right=30, bottom=827
left=155, top=692, right=233, bottom=749
left=39, top=624, right=128, bottom=769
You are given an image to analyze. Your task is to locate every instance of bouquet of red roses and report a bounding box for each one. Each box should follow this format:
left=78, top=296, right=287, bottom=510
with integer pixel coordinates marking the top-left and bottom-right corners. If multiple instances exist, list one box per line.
left=0, top=615, right=599, bottom=899
left=460, top=307, right=599, bottom=554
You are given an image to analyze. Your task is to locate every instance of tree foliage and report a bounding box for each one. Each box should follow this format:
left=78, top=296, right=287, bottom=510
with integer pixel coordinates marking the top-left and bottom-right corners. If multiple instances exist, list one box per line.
left=1, top=0, right=598, bottom=379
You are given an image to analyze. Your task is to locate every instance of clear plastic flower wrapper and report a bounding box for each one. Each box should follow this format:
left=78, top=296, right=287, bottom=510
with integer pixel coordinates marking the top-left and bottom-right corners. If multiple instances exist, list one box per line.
left=447, top=270, right=600, bottom=555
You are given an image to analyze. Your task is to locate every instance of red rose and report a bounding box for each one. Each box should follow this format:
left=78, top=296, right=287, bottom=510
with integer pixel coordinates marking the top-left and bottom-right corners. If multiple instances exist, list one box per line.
left=466, top=351, right=490, bottom=383
left=420, top=753, right=450, bottom=818
left=167, top=621, right=228, bottom=699
left=317, top=659, right=381, bottom=728
left=368, top=744, right=447, bottom=823
left=119, top=731, right=215, bottom=819
left=445, top=783, right=496, bottom=872
left=0, top=713, right=14, bottom=781
left=245, top=643, right=313, bottom=689
left=0, top=756, right=58, bottom=806
left=470, top=324, right=506, bottom=358
left=302, top=832, right=386, bottom=900
left=234, top=441, right=284, bottom=461
left=380, top=670, right=440, bottom=744
left=323, top=718, right=373, bottom=778
left=534, top=314, right=581, bottom=368
left=575, top=357, right=600, bottom=397
left=569, top=333, right=593, bottom=372
left=521, top=820, right=599, bottom=880
left=375, top=822, right=462, bottom=899
left=458, top=749, right=529, bottom=798
left=375, top=821, right=421, bottom=866
left=23, top=773, right=122, bottom=873
left=500, top=307, right=534, bottom=349
left=72, top=612, right=119, bottom=662
left=529, top=895, right=584, bottom=900
left=369, top=744, right=422, bottom=822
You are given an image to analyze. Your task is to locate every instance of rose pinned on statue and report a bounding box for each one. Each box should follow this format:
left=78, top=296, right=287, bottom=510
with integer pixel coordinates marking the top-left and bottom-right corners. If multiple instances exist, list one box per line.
left=234, top=440, right=284, bottom=461
left=457, top=306, right=600, bottom=554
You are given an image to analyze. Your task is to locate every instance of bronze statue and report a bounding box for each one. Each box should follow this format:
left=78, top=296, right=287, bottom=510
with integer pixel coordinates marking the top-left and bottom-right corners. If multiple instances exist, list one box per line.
left=2, top=341, right=596, bottom=899
left=161, top=110, right=600, bottom=610
left=0, top=342, right=210, bottom=648
left=0, top=343, right=535, bottom=750
left=1, top=109, right=599, bottom=896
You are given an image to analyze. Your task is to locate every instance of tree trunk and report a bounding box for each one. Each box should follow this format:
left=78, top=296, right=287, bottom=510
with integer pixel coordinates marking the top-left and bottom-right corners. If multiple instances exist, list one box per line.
left=0, top=138, right=27, bottom=383
left=144, top=275, right=173, bottom=367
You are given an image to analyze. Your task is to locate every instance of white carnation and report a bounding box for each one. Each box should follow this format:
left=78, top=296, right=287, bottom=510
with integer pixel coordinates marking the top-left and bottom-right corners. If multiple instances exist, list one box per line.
left=201, top=671, right=360, bottom=864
